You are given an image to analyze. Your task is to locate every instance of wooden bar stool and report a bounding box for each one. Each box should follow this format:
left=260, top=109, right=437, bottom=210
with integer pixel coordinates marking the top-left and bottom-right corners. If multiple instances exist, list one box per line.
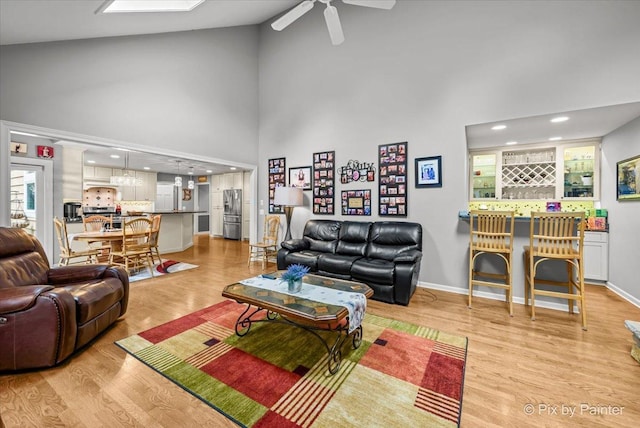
left=468, top=210, right=515, bottom=316
left=524, top=212, right=587, bottom=330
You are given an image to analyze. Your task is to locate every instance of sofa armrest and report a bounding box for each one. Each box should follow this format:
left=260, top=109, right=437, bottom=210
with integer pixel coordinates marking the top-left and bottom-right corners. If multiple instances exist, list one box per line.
left=0, top=285, right=54, bottom=314
left=281, top=239, right=309, bottom=251
left=47, top=264, right=110, bottom=284
left=0, top=286, right=78, bottom=370
left=393, top=249, right=422, bottom=264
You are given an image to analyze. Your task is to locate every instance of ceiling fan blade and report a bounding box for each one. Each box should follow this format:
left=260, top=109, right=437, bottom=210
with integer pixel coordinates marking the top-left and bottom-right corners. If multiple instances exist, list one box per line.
left=342, top=0, right=396, bottom=9
left=324, top=4, right=345, bottom=45
left=271, top=0, right=316, bottom=31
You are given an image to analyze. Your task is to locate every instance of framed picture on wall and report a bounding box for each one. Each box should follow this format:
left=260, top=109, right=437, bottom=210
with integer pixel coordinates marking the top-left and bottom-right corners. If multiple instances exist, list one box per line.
left=313, top=151, right=335, bottom=214
left=289, top=166, right=312, bottom=190
left=617, top=154, right=640, bottom=201
left=378, top=142, right=408, bottom=217
left=268, top=157, right=286, bottom=213
left=415, top=155, right=442, bottom=188
left=341, top=189, right=371, bottom=216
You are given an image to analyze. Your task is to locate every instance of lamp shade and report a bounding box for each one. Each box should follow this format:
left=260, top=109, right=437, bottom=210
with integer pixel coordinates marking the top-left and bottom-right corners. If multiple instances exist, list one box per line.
left=274, top=186, right=304, bottom=206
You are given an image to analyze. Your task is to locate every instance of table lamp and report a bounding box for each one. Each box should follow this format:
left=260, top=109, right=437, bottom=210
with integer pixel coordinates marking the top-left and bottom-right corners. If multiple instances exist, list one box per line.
left=274, top=186, right=304, bottom=241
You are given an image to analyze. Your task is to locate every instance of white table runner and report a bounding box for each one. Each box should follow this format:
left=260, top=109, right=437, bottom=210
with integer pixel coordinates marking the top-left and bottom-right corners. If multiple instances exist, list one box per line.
left=239, top=276, right=367, bottom=333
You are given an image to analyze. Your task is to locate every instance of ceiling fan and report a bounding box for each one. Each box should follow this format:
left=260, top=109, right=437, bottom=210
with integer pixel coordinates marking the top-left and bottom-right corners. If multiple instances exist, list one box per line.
left=271, top=0, right=396, bottom=46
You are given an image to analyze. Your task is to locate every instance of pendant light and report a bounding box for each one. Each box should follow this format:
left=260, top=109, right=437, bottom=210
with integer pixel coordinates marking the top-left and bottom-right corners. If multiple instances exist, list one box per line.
left=175, top=160, right=182, bottom=187
left=187, top=166, right=195, bottom=190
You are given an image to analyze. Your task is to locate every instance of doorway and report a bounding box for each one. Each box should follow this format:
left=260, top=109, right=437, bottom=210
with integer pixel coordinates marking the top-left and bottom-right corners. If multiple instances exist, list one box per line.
left=10, top=158, right=54, bottom=260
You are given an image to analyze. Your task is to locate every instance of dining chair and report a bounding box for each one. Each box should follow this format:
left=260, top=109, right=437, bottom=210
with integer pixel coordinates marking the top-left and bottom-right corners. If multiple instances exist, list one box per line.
left=248, top=215, right=281, bottom=269
left=148, top=214, right=163, bottom=264
left=468, top=210, right=515, bottom=316
left=53, top=217, right=99, bottom=266
left=82, top=215, right=113, bottom=231
left=524, top=211, right=587, bottom=330
left=82, top=214, right=114, bottom=262
left=108, top=218, right=154, bottom=277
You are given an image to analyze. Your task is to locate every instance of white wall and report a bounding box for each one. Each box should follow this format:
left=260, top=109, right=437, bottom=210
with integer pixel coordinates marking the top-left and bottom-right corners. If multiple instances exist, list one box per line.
left=601, top=117, right=640, bottom=305
left=0, top=26, right=260, bottom=165
left=258, top=1, right=640, bottom=298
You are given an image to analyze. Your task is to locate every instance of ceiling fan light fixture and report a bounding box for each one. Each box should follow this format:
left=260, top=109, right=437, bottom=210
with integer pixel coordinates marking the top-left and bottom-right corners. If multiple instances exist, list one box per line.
left=342, top=0, right=396, bottom=10
left=324, top=3, right=345, bottom=46
left=271, top=0, right=395, bottom=45
left=271, top=0, right=315, bottom=31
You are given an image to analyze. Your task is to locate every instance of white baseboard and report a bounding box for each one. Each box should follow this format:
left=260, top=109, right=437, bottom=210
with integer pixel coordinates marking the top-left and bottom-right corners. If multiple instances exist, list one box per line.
left=417, top=281, right=580, bottom=312
left=606, top=281, right=640, bottom=309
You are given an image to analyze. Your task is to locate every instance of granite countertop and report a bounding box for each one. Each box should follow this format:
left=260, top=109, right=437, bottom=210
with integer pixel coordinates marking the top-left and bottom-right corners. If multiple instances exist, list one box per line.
left=458, top=211, right=609, bottom=232
left=142, top=210, right=206, bottom=215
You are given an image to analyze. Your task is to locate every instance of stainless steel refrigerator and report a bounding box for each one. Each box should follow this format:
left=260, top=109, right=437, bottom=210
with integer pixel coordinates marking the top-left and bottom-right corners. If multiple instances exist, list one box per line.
left=223, top=189, right=242, bottom=240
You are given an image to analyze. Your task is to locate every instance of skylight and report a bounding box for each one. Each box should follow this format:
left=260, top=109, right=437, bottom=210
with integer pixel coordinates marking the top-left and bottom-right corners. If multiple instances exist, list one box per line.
left=97, top=0, right=205, bottom=14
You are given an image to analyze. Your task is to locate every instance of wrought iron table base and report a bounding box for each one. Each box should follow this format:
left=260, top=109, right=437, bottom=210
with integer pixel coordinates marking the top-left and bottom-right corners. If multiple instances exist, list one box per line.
left=233, top=304, right=362, bottom=375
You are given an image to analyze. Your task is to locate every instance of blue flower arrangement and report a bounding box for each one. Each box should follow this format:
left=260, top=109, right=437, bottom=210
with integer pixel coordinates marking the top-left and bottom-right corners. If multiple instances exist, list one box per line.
left=281, top=264, right=309, bottom=284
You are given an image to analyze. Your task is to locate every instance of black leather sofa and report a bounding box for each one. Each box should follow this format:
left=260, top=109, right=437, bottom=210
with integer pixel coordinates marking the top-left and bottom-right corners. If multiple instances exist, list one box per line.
left=277, top=220, right=422, bottom=305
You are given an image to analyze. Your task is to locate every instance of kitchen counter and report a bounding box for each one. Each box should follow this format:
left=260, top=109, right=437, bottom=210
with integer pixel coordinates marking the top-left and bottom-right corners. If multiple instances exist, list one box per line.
left=142, top=210, right=205, bottom=215
left=149, top=211, right=197, bottom=254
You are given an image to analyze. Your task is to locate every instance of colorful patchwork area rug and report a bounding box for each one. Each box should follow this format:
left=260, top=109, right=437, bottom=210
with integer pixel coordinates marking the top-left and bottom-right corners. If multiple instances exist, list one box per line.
left=116, top=300, right=468, bottom=427
left=128, top=259, right=198, bottom=283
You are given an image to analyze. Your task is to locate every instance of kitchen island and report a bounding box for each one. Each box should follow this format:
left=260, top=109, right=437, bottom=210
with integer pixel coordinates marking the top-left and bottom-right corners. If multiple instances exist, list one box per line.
left=143, top=211, right=204, bottom=255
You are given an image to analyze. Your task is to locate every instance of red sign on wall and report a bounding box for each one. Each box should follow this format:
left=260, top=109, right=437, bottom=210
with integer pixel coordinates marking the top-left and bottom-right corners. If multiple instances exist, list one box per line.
left=37, top=145, right=54, bottom=158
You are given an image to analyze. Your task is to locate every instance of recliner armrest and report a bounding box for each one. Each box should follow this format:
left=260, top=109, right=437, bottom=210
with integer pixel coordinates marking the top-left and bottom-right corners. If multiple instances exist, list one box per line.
left=281, top=239, right=309, bottom=251
left=47, top=264, right=110, bottom=284
left=393, top=249, right=422, bottom=263
left=0, top=285, right=54, bottom=314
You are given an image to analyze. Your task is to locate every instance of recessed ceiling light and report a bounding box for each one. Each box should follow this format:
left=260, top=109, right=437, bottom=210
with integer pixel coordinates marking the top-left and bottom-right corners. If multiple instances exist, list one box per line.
left=549, top=136, right=563, bottom=141
left=143, top=166, right=150, bottom=170
left=87, top=160, right=96, bottom=164
left=230, top=167, right=237, bottom=170
left=96, top=0, right=205, bottom=14
left=550, top=116, right=569, bottom=123
left=110, top=154, right=120, bottom=159
left=206, top=170, right=212, bottom=173
left=505, top=141, right=518, bottom=146
left=491, top=125, right=507, bottom=130
left=113, top=147, right=131, bottom=152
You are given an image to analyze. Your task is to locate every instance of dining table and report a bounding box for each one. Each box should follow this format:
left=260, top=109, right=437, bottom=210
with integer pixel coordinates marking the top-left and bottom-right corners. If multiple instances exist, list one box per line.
left=72, top=229, right=149, bottom=253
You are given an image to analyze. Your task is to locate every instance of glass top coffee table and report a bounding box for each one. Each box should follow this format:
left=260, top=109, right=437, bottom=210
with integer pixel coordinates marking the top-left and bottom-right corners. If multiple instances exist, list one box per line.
left=222, top=272, right=373, bottom=374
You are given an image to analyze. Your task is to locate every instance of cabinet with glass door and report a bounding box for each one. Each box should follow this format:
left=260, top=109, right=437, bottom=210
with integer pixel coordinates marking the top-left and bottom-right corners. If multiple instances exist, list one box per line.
left=470, top=153, right=497, bottom=199
left=560, top=143, right=598, bottom=199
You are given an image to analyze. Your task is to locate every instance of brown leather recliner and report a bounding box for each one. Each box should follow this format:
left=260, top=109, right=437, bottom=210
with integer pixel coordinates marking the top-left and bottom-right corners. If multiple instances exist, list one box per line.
left=0, top=227, right=129, bottom=371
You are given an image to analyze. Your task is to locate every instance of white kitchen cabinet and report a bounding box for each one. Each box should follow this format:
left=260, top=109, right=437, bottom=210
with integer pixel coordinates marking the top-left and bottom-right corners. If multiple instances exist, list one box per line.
left=233, top=172, right=243, bottom=189
left=110, top=170, right=156, bottom=201
left=242, top=171, right=251, bottom=240
left=211, top=174, right=222, bottom=191
left=583, top=231, right=608, bottom=281
left=137, top=171, right=157, bottom=201
left=210, top=189, right=224, bottom=236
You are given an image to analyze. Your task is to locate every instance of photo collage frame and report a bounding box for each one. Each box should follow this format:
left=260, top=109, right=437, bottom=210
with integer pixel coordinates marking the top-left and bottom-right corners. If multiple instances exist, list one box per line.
left=313, top=151, right=335, bottom=214
left=378, top=142, right=408, bottom=217
left=341, top=189, right=372, bottom=216
left=268, top=157, right=286, bottom=214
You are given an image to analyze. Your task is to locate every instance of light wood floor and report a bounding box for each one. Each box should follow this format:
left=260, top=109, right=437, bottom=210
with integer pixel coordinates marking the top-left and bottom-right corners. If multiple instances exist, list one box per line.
left=1, top=236, right=639, bottom=427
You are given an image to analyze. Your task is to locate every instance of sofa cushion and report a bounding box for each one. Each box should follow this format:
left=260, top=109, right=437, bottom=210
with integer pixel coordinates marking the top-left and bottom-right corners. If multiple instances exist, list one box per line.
left=336, top=221, right=371, bottom=256
left=351, top=258, right=395, bottom=285
left=0, top=252, right=50, bottom=288
left=366, top=222, right=422, bottom=261
left=61, top=278, right=125, bottom=324
left=284, top=250, right=325, bottom=271
left=303, top=220, right=341, bottom=254
left=318, top=253, right=363, bottom=276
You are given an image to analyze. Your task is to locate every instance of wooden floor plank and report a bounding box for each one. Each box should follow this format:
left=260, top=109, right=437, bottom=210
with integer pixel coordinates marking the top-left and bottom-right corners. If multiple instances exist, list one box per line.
left=1, top=236, right=639, bottom=427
